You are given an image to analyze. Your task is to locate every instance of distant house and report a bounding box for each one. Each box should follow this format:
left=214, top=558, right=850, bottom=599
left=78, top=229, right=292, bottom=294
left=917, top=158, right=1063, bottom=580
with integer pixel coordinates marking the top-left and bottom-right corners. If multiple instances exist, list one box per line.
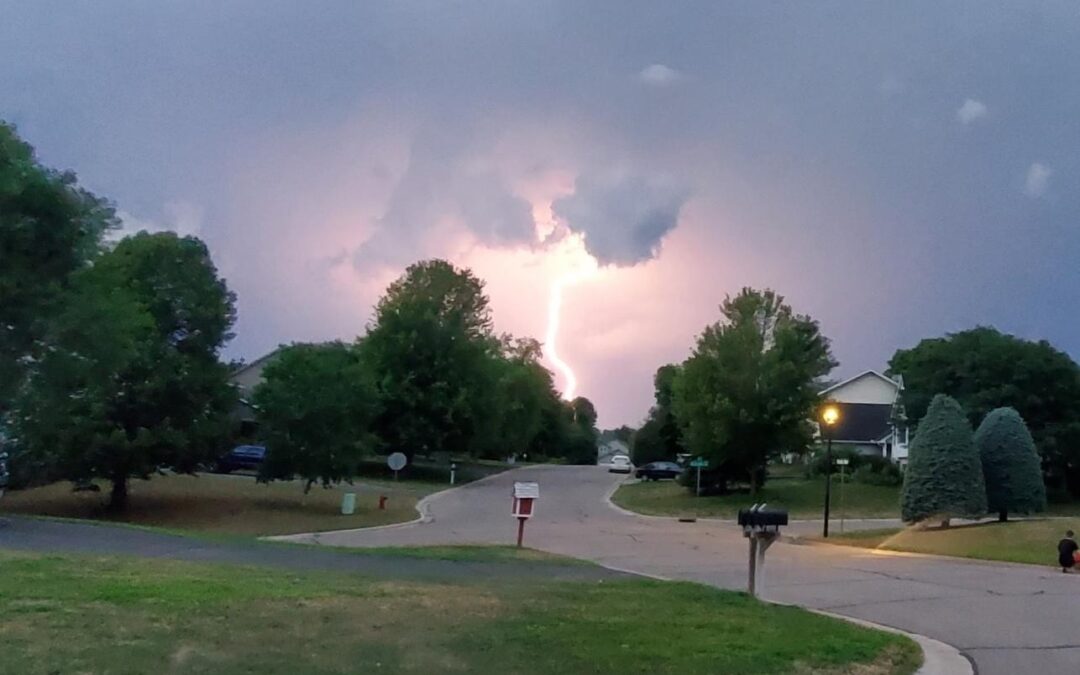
left=818, top=371, right=909, bottom=463
left=229, top=349, right=282, bottom=435
left=597, top=439, right=630, bottom=465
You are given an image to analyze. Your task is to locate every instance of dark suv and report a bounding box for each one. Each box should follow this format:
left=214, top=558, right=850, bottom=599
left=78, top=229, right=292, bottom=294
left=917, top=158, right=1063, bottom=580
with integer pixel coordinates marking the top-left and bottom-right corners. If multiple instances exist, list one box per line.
left=635, top=461, right=684, bottom=481
left=215, top=445, right=266, bottom=473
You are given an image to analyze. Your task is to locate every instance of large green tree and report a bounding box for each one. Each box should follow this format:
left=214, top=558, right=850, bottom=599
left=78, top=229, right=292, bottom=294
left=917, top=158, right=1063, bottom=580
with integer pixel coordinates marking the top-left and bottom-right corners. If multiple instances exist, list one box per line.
left=889, top=327, right=1080, bottom=495
left=900, top=394, right=987, bottom=523
left=364, top=259, right=499, bottom=461
left=480, top=337, right=555, bottom=461
left=14, top=232, right=236, bottom=509
left=673, top=288, right=835, bottom=494
left=0, top=122, right=116, bottom=409
left=975, top=407, right=1046, bottom=522
left=254, top=342, right=379, bottom=492
left=632, top=364, right=685, bottom=465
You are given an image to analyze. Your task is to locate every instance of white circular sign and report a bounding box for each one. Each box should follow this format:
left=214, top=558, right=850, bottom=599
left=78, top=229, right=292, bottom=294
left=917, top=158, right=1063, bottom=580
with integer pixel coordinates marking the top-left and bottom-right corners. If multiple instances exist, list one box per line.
left=387, top=452, right=408, bottom=472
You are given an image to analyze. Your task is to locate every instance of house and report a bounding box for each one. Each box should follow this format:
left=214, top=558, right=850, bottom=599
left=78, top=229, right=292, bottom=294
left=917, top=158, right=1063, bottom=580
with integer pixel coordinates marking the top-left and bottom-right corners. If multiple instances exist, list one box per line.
left=229, top=349, right=282, bottom=435
left=597, top=439, right=630, bottom=465
left=818, top=370, right=909, bottom=463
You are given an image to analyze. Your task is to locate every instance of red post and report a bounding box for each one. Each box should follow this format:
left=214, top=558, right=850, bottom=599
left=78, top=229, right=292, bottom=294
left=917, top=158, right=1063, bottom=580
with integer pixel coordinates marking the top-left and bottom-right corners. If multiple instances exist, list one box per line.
left=516, top=516, right=526, bottom=547
left=378, top=495, right=387, bottom=510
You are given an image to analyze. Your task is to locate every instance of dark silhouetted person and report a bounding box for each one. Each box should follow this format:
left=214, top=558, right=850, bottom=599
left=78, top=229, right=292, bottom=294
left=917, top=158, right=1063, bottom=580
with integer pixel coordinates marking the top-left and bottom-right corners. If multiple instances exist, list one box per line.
left=1058, top=530, right=1078, bottom=573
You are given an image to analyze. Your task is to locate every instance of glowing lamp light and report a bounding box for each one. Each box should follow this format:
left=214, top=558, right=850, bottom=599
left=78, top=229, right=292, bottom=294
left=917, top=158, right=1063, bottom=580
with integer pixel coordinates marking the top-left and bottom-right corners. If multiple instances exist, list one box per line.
left=821, top=404, right=840, bottom=427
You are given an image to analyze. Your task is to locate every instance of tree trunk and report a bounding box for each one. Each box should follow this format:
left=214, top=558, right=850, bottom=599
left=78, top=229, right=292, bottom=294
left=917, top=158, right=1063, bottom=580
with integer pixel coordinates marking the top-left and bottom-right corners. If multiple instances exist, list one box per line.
left=108, top=475, right=129, bottom=512
left=999, top=510, right=1008, bottom=522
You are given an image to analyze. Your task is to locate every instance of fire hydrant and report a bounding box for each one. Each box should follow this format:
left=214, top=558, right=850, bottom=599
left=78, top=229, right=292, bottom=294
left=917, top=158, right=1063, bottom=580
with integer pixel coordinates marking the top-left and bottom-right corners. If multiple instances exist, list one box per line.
left=378, top=495, right=388, bottom=510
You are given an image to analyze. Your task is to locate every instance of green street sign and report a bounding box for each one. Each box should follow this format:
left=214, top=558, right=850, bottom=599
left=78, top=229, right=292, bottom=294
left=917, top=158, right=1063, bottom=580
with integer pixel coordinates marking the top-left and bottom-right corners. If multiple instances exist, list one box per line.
left=690, top=458, right=708, bottom=468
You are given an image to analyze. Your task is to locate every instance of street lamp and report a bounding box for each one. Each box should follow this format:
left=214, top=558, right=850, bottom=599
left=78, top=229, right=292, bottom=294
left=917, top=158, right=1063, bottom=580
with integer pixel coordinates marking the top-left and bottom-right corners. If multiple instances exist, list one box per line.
left=821, top=404, right=840, bottom=538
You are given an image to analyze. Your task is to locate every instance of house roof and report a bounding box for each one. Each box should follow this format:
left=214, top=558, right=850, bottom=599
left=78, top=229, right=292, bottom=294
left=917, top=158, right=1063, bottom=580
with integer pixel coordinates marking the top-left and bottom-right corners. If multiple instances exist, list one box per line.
left=825, top=403, right=893, bottom=443
left=820, top=370, right=901, bottom=396
left=230, top=347, right=282, bottom=379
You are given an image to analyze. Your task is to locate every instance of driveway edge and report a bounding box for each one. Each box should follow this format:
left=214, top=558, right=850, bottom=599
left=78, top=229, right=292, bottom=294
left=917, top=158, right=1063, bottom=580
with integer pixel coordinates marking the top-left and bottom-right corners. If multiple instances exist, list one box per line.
left=265, top=467, right=518, bottom=544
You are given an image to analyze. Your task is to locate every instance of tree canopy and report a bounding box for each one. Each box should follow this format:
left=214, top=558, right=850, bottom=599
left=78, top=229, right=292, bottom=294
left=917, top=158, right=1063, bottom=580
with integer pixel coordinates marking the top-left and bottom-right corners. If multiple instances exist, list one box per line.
left=673, top=288, right=835, bottom=493
left=13, top=232, right=236, bottom=509
left=0, top=121, right=116, bottom=409
left=632, top=364, right=685, bottom=465
left=975, top=407, right=1046, bottom=521
left=254, top=342, right=380, bottom=492
left=889, top=327, right=1080, bottom=495
left=900, top=394, right=987, bottom=523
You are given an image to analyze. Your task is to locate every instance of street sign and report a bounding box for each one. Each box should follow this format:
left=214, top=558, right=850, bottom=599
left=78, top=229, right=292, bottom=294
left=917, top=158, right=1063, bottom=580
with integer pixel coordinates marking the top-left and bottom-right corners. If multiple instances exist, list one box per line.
left=835, top=458, right=850, bottom=466
left=690, top=458, right=708, bottom=468
left=387, top=452, right=407, bottom=480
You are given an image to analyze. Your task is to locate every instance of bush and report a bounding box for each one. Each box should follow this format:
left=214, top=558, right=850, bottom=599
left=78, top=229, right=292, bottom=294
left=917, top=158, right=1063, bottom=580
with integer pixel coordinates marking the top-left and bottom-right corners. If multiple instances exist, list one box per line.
left=901, top=394, right=987, bottom=523
left=975, top=407, right=1046, bottom=520
left=852, top=463, right=903, bottom=486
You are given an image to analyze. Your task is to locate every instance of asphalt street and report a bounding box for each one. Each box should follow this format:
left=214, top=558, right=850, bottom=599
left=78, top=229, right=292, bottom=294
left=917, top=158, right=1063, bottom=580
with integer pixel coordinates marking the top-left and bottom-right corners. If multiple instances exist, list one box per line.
left=282, top=465, right=1080, bottom=675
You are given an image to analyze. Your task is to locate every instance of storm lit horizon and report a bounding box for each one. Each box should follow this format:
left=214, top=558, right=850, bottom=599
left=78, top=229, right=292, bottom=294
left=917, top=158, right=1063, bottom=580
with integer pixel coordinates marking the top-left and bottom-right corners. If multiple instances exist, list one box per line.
left=5, top=1, right=1080, bottom=427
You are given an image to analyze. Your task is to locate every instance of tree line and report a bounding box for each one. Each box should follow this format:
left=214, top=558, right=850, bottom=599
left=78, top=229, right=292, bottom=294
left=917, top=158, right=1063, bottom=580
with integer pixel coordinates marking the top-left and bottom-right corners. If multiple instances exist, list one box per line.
left=0, top=122, right=597, bottom=509
left=631, top=289, right=1080, bottom=506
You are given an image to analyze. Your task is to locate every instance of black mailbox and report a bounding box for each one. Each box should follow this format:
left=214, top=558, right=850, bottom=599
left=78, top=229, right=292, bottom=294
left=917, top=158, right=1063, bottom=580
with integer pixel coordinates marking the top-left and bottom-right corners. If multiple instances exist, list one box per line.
left=737, top=506, right=788, bottom=530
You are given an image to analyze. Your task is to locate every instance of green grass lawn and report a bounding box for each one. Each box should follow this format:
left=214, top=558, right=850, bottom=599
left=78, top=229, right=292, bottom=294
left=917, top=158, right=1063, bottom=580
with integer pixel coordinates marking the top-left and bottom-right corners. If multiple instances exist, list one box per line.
left=820, top=518, right=1080, bottom=567
left=614, top=475, right=902, bottom=519
left=0, top=473, right=439, bottom=536
left=0, top=550, right=920, bottom=674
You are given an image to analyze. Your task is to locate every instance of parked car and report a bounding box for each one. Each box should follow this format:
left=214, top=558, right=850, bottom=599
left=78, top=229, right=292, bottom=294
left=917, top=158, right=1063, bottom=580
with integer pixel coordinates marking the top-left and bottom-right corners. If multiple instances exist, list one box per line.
left=215, top=445, right=266, bottom=473
left=635, top=461, right=684, bottom=481
left=608, top=454, right=633, bottom=474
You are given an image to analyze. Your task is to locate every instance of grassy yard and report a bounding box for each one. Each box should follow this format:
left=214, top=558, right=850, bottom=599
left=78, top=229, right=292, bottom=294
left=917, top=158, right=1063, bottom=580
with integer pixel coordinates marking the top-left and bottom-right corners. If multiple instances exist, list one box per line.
left=819, top=518, right=1080, bottom=567
left=0, top=550, right=920, bottom=675
left=614, top=475, right=902, bottom=519
left=0, top=473, right=439, bottom=536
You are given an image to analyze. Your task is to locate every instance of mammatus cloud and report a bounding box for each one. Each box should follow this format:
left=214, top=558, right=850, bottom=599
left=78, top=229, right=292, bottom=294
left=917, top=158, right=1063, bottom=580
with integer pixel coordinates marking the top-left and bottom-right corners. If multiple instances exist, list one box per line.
left=1024, top=162, right=1052, bottom=198
left=114, top=201, right=203, bottom=241
left=552, top=172, right=690, bottom=267
left=956, top=98, right=987, bottom=124
left=638, top=64, right=683, bottom=87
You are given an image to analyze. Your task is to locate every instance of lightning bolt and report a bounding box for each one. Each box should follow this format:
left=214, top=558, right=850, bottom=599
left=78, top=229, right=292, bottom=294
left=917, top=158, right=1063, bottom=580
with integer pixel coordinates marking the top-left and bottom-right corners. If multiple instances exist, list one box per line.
left=545, top=275, right=578, bottom=401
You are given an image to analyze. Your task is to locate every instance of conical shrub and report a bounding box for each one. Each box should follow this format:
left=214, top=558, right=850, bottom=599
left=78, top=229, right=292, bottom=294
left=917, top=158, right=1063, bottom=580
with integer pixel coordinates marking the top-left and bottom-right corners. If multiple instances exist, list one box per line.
left=976, top=407, right=1046, bottom=521
left=901, top=394, right=987, bottom=523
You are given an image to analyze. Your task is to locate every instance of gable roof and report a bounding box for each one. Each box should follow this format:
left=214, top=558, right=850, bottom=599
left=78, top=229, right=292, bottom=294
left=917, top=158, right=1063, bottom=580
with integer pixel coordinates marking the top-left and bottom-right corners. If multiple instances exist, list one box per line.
left=826, top=403, right=893, bottom=443
left=230, top=347, right=282, bottom=379
left=820, top=370, right=901, bottom=396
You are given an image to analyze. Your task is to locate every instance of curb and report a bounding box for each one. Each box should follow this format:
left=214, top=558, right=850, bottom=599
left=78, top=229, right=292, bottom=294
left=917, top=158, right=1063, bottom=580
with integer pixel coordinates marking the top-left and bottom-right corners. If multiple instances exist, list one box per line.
left=810, top=609, right=974, bottom=675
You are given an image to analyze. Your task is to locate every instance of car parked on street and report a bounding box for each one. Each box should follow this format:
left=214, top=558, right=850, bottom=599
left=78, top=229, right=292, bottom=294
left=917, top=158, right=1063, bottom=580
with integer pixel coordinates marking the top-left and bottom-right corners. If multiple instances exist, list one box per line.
left=635, top=461, right=684, bottom=481
left=215, top=445, right=266, bottom=474
left=608, top=454, right=633, bottom=474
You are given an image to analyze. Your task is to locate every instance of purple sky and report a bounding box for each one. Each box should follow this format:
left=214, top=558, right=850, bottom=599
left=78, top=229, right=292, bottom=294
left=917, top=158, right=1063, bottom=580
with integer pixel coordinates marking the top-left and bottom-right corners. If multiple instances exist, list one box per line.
left=4, top=2, right=1080, bottom=427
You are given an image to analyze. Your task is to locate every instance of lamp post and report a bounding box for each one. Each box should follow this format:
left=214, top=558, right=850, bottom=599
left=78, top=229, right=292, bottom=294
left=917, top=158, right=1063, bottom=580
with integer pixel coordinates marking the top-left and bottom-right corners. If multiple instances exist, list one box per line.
left=821, top=404, right=840, bottom=538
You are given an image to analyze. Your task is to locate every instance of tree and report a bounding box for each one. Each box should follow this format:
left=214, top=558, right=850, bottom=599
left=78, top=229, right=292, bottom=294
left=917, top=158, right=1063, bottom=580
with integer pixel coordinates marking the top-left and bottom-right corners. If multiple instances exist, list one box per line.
left=14, top=232, right=236, bottom=510
left=975, top=407, right=1046, bottom=522
left=0, top=121, right=116, bottom=409
left=364, top=260, right=499, bottom=461
left=889, top=327, right=1080, bottom=495
left=477, top=337, right=554, bottom=461
left=564, top=396, right=601, bottom=465
left=254, top=342, right=379, bottom=492
left=672, top=288, right=836, bottom=494
left=632, top=365, right=685, bottom=465
left=900, top=394, right=987, bottom=524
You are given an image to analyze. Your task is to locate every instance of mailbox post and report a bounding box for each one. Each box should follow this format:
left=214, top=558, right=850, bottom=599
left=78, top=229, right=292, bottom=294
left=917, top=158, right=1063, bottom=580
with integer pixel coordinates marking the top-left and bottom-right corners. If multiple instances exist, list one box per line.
left=512, top=481, right=539, bottom=547
left=738, top=504, right=789, bottom=597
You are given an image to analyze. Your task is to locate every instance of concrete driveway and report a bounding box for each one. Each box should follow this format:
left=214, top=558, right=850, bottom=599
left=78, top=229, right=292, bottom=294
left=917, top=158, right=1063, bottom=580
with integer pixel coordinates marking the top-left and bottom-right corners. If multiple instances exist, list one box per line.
left=282, top=465, right=1080, bottom=675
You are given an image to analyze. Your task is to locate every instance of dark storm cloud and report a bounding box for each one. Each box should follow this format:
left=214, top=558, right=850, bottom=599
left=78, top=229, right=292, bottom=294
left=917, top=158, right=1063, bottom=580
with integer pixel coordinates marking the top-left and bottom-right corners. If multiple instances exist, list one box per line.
left=553, top=172, right=690, bottom=266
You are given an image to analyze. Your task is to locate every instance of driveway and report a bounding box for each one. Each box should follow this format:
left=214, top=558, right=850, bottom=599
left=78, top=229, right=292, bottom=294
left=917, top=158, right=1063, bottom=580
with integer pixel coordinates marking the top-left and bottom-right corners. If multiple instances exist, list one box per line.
left=0, top=514, right=623, bottom=584
left=282, top=465, right=1080, bottom=675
